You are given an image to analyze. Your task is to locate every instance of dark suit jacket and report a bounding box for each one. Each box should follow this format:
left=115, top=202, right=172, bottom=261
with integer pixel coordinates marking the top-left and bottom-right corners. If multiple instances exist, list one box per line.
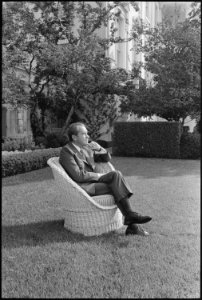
left=59, top=142, right=109, bottom=195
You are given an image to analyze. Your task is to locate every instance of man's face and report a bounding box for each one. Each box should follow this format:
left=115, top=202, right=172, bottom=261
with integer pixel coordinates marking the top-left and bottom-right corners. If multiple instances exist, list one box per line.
left=73, top=125, right=89, bottom=147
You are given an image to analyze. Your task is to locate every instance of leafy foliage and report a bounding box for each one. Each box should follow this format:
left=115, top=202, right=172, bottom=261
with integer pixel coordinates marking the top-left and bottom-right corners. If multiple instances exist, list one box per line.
left=78, top=93, right=118, bottom=140
left=3, top=1, right=139, bottom=138
left=180, top=132, right=200, bottom=159
left=2, top=136, right=34, bottom=152
left=122, top=2, right=201, bottom=124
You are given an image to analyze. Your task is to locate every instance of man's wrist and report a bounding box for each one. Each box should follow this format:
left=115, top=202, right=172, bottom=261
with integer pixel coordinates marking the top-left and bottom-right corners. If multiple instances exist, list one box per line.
left=96, top=173, right=103, bottom=179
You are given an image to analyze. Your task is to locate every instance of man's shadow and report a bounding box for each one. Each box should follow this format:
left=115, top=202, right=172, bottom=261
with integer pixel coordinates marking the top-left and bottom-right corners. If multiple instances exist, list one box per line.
left=2, top=220, right=129, bottom=249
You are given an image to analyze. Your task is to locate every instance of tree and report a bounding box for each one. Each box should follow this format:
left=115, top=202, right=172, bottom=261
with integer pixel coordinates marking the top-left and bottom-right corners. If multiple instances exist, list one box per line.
left=3, top=1, right=139, bottom=139
left=2, top=3, right=32, bottom=107
left=121, top=2, right=201, bottom=125
left=32, top=37, right=130, bottom=138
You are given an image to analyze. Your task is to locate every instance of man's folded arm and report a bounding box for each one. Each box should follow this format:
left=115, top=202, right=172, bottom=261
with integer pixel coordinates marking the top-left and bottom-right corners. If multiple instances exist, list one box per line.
left=59, top=148, right=102, bottom=183
left=87, top=141, right=107, bottom=153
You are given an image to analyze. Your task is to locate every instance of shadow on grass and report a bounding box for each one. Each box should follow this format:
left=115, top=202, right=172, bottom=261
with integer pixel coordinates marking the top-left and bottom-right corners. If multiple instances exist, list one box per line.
left=2, top=219, right=129, bottom=250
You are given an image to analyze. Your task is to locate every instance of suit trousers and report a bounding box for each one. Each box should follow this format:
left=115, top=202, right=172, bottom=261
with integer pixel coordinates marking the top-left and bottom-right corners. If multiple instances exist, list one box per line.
left=95, top=170, right=133, bottom=203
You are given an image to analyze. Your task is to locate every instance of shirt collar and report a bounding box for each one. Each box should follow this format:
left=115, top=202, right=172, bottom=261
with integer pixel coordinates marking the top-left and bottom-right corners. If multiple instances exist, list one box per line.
left=72, top=142, right=81, bottom=152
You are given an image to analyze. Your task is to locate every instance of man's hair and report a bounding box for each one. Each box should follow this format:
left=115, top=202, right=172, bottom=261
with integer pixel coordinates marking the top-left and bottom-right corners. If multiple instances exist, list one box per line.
left=68, top=122, right=86, bottom=141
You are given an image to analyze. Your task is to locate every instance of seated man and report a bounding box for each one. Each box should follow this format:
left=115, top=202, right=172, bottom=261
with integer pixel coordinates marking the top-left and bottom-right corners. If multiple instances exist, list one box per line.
left=59, top=122, right=152, bottom=236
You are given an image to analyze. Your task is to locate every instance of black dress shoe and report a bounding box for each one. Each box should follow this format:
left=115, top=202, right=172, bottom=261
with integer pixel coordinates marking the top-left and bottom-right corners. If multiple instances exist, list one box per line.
left=125, top=224, right=149, bottom=236
left=124, top=212, right=152, bottom=225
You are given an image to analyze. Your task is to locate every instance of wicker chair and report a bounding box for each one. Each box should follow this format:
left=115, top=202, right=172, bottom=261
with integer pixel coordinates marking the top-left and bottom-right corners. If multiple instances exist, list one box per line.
left=47, top=157, right=123, bottom=236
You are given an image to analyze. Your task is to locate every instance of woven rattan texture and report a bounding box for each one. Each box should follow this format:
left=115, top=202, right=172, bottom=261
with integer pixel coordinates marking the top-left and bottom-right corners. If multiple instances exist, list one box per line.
left=47, top=157, right=123, bottom=236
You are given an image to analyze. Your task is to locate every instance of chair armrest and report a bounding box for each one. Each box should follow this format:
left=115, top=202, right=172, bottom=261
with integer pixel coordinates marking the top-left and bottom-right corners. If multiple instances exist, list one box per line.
left=94, top=162, right=115, bottom=174
left=47, top=157, right=117, bottom=210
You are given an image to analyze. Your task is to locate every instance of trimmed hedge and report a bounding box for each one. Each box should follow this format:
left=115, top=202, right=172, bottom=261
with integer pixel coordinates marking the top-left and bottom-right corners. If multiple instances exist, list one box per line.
left=2, top=147, right=62, bottom=177
left=180, top=132, right=200, bottom=159
left=112, top=122, right=182, bottom=159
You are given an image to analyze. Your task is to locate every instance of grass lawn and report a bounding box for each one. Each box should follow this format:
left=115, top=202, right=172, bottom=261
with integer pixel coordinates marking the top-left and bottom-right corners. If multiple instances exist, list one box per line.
left=2, top=157, right=200, bottom=298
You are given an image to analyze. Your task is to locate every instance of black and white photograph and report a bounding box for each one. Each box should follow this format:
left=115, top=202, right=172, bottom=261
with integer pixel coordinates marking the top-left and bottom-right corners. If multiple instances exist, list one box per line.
left=2, top=1, right=200, bottom=298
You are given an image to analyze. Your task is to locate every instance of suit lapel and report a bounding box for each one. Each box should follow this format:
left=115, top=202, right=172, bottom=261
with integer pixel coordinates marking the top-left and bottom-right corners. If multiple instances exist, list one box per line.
left=69, top=142, right=84, bottom=158
left=68, top=142, right=93, bottom=169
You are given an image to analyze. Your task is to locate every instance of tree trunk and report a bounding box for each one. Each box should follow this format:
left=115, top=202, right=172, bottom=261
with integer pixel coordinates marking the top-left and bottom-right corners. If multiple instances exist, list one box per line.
left=181, top=117, right=186, bottom=126
left=60, top=106, right=75, bottom=135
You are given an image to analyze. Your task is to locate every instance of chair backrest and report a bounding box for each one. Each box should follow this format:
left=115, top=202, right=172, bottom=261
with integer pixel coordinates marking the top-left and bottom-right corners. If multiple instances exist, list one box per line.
left=47, top=157, right=85, bottom=193
left=47, top=157, right=116, bottom=211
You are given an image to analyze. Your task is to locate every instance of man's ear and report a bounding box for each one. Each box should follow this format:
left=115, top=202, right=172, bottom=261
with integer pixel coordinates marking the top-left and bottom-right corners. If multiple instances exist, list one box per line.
left=72, top=134, right=77, bottom=142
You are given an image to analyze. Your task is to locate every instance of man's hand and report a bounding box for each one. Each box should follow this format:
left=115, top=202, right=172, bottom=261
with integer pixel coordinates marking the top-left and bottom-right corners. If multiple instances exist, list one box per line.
left=88, top=141, right=102, bottom=151
left=88, top=141, right=107, bottom=153
left=96, top=173, right=105, bottom=179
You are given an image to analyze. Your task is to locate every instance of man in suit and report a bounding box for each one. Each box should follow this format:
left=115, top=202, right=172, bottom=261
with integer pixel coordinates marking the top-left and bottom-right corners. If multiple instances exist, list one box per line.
left=59, top=122, right=152, bottom=236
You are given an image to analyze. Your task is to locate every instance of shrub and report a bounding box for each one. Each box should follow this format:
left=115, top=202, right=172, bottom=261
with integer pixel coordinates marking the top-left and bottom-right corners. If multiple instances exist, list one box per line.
left=180, top=132, right=200, bottom=159
left=2, top=147, right=62, bottom=177
left=57, top=133, right=69, bottom=147
left=45, top=133, right=69, bottom=148
left=35, top=136, right=47, bottom=147
left=113, top=122, right=182, bottom=159
left=45, top=133, right=60, bottom=148
left=2, top=138, right=20, bottom=151
left=193, top=119, right=201, bottom=134
left=183, top=126, right=189, bottom=133
left=2, top=136, right=33, bottom=151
